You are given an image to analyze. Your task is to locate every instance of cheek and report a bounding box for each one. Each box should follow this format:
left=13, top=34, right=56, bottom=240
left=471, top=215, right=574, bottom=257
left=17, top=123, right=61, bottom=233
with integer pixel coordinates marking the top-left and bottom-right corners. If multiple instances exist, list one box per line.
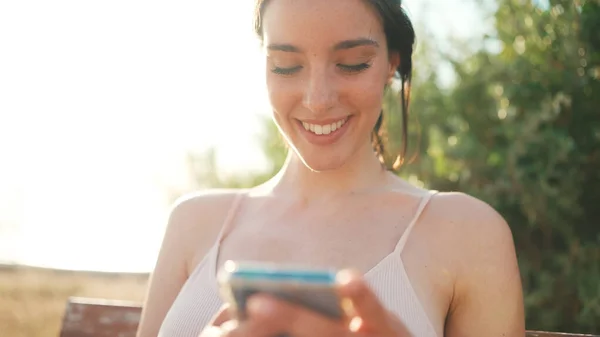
left=266, top=76, right=300, bottom=139
left=343, top=73, right=387, bottom=117
left=266, top=75, right=297, bottom=117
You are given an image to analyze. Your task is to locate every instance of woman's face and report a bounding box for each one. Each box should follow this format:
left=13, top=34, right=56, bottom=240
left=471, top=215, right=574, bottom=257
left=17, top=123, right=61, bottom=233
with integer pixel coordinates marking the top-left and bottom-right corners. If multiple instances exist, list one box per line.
left=262, top=0, right=399, bottom=171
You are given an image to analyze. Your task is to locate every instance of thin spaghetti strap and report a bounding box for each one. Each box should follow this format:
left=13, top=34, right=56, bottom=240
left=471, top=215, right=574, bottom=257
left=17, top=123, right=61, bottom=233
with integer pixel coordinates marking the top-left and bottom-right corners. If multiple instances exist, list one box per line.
left=394, top=190, right=438, bottom=254
left=211, top=191, right=246, bottom=279
left=215, top=191, right=246, bottom=244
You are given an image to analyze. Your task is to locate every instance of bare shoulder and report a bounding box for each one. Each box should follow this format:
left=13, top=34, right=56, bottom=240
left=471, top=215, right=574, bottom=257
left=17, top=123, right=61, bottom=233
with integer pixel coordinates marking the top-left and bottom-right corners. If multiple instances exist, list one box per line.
left=429, top=191, right=512, bottom=234
left=167, top=189, right=245, bottom=238
left=136, top=189, right=245, bottom=337
left=428, top=191, right=516, bottom=259
left=427, top=191, right=525, bottom=336
left=165, top=189, right=245, bottom=272
left=426, top=191, right=518, bottom=277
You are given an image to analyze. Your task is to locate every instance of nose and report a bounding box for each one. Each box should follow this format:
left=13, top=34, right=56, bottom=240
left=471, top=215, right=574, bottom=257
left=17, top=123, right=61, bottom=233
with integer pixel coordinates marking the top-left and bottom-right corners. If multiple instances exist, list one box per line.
left=302, top=66, right=337, bottom=114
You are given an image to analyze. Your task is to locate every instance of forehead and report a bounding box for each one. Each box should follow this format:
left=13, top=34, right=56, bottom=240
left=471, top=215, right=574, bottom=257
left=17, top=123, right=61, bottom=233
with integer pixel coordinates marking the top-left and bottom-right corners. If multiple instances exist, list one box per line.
left=262, top=0, right=385, bottom=48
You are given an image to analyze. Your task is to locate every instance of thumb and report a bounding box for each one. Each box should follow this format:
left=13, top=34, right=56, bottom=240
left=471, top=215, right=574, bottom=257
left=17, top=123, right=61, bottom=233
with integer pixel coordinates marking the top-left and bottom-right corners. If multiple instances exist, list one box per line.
left=210, top=303, right=233, bottom=326
left=336, top=269, right=389, bottom=331
left=198, top=304, right=233, bottom=337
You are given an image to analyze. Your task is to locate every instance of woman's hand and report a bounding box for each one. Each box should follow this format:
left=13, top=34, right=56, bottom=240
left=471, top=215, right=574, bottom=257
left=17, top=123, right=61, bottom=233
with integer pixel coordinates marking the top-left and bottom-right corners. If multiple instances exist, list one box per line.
left=200, top=269, right=412, bottom=337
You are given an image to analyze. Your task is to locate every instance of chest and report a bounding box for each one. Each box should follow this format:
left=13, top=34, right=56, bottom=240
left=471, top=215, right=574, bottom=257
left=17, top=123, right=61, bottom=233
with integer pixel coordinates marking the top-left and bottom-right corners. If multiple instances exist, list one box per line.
left=216, top=196, right=417, bottom=273
left=207, top=193, right=452, bottom=337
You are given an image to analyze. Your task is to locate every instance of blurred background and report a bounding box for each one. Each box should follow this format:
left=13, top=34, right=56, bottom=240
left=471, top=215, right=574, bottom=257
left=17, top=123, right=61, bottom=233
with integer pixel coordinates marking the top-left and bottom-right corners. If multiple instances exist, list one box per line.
left=0, top=0, right=598, bottom=336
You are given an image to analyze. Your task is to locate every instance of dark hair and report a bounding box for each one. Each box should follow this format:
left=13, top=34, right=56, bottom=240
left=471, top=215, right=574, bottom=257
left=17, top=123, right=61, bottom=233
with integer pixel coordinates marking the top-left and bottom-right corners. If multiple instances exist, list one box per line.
left=253, top=0, right=415, bottom=171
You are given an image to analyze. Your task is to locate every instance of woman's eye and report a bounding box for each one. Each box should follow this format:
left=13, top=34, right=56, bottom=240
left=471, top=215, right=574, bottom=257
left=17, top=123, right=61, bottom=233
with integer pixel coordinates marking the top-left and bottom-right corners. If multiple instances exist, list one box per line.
left=271, top=66, right=302, bottom=76
left=270, top=63, right=370, bottom=75
left=338, top=63, right=371, bottom=73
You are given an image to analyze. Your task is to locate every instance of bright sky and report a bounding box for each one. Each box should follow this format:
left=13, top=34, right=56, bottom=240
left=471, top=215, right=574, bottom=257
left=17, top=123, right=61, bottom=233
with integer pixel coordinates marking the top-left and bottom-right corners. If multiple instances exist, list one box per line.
left=0, top=0, right=485, bottom=272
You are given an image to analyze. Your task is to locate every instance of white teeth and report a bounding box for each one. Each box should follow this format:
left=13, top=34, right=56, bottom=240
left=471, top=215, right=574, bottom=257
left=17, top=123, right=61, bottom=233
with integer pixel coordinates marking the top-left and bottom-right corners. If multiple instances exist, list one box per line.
left=301, top=117, right=347, bottom=136
left=314, top=125, right=323, bottom=135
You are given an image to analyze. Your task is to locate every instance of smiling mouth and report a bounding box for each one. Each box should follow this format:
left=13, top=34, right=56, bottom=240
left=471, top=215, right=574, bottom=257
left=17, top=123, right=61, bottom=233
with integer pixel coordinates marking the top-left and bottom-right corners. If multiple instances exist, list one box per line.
left=300, top=117, right=349, bottom=135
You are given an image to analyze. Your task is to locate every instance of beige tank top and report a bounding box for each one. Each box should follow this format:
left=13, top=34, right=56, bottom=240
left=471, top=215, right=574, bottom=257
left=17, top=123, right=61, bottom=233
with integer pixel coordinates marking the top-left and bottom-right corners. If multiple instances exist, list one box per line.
left=158, top=190, right=439, bottom=337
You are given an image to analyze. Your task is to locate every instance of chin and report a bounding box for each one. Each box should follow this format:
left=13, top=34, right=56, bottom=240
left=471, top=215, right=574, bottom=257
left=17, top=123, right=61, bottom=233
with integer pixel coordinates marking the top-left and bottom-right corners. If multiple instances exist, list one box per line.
left=296, top=152, right=348, bottom=172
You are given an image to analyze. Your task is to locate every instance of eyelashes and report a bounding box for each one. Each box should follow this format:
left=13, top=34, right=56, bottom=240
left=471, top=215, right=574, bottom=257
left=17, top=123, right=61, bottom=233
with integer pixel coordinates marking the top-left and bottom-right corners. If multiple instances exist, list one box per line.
left=271, top=65, right=303, bottom=76
left=337, top=63, right=371, bottom=73
left=270, top=63, right=372, bottom=76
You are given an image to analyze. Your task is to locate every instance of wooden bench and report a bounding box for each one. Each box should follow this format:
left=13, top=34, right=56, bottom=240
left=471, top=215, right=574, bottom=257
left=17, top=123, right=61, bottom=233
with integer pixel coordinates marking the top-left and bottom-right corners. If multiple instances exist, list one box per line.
left=59, top=297, right=599, bottom=337
left=59, top=297, right=142, bottom=337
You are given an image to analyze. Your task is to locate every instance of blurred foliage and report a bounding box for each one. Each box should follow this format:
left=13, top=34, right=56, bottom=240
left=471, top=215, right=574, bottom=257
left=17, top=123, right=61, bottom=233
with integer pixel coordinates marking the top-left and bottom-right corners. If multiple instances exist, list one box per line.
left=186, top=0, right=599, bottom=332
left=185, top=118, right=287, bottom=190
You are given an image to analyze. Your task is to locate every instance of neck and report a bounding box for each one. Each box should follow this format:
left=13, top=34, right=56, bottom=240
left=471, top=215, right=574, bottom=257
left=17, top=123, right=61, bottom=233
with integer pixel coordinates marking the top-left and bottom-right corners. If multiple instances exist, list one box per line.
left=269, top=143, right=390, bottom=201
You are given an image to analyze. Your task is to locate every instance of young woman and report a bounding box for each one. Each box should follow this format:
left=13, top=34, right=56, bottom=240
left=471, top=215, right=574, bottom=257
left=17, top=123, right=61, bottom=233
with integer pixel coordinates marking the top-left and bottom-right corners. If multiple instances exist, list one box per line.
left=137, top=0, right=525, bottom=336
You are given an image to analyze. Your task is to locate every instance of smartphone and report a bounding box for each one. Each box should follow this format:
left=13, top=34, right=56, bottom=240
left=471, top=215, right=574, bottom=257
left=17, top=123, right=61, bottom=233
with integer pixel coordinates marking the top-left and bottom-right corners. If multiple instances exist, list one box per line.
left=217, top=260, right=348, bottom=321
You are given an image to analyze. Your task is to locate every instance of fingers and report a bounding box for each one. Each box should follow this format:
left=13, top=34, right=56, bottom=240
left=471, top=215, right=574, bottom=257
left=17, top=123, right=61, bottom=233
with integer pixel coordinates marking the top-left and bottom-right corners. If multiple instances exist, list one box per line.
left=336, top=269, right=390, bottom=331
left=243, top=294, right=348, bottom=337
left=211, top=271, right=405, bottom=337
left=219, top=318, right=275, bottom=337
left=204, top=296, right=343, bottom=337
left=210, top=304, right=232, bottom=326
left=336, top=269, right=412, bottom=336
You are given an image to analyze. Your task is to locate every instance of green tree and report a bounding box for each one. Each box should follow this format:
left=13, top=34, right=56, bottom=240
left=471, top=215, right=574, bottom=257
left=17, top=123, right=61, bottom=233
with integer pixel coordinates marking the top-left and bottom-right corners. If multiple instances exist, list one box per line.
left=392, top=0, right=600, bottom=332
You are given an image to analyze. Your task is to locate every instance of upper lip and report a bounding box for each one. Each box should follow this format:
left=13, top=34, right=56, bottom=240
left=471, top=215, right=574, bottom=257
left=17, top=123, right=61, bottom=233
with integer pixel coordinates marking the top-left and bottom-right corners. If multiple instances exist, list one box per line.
left=297, top=116, right=350, bottom=125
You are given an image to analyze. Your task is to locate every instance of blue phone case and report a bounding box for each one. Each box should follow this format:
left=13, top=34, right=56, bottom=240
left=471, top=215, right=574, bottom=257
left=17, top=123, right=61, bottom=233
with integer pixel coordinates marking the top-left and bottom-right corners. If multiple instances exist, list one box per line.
left=218, top=260, right=345, bottom=321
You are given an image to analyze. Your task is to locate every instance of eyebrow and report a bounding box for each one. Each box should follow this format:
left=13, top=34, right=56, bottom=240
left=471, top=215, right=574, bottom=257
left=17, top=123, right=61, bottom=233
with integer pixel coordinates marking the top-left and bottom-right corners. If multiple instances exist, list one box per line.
left=267, top=43, right=301, bottom=52
left=334, top=38, right=379, bottom=50
left=266, top=38, right=379, bottom=53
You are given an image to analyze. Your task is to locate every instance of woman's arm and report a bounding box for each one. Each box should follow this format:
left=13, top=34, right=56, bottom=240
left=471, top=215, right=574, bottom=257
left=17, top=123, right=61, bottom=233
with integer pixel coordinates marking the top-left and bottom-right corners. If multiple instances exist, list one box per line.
left=444, top=194, right=526, bottom=337
left=136, top=191, right=238, bottom=337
